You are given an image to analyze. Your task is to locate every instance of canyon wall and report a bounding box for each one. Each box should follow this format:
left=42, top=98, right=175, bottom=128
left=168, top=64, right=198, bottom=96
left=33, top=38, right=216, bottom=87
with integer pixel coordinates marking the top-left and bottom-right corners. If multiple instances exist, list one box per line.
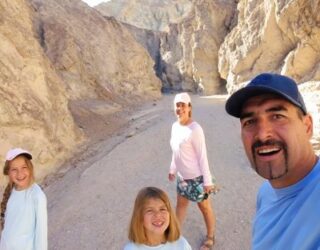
left=0, top=0, right=161, bottom=185
left=97, top=0, right=237, bottom=94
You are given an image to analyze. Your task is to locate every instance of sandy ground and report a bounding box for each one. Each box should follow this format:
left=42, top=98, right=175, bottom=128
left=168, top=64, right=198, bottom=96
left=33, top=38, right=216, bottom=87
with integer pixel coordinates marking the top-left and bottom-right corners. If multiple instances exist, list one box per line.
left=44, top=94, right=262, bottom=250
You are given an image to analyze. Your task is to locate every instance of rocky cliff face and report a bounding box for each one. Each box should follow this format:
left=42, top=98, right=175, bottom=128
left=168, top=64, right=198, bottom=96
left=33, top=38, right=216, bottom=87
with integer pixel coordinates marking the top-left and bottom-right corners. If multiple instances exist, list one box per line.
left=299, top=82, right=320, bottom=152
left=0, top=0, right=161, bottom=185
left=219, top=0, right=320, bottom=92
left=158, top=0, right=236, bottom=94
left=96, top=0, right=193, bottom=32
left=97, top=0, right=236, bottom=95
left=32, top=0, right=161, bottom=101
left=0, top=0, right=83, bottom=183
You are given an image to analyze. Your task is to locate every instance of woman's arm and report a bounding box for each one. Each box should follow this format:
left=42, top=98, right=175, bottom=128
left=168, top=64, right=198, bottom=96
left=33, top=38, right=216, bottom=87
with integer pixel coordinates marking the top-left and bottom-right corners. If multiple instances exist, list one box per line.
left=192, top=124, right=213, bottom=186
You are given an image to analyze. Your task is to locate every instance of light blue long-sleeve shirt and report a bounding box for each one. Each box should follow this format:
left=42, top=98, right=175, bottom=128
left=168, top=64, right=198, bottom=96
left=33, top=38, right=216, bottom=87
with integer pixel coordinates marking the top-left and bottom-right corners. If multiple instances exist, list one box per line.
left=0, top=183, right=47, bottom=250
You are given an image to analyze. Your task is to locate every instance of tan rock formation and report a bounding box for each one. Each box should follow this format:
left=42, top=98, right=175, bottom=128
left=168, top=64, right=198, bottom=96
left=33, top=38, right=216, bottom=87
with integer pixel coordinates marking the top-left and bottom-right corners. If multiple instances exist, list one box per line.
left=97, top=0, right=236, bottom=95
left=299, top=82, right=320, bottom=154
left=31, top=0, right=161, bottom=101
left=218, top=0, right=320, bottom=91
left=96, top=0, right=193, bottom=32
left=159, top=0, right=236, bottom=94
left=0, top=0, right=162, bottom=186
left=0, top=0, right=83, bottom=184
left=120, top=23, right=164, bottom=79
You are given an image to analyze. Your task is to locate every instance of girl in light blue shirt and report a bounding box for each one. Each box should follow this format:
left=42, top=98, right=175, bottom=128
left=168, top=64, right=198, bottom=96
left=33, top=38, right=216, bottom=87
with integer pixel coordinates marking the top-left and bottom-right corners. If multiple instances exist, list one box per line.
left=0, top=148, right=47, bottom=250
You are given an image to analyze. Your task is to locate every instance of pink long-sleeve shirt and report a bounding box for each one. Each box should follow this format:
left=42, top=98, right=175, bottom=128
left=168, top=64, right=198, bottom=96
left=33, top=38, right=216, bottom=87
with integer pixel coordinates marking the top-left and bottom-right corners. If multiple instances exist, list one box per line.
left=169, top=121, right=213, bottom=186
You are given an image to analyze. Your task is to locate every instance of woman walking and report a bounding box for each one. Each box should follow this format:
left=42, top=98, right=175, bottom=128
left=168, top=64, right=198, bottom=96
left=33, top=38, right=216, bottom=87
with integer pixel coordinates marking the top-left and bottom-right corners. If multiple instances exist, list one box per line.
left=168, top=93, right=217, bottom=250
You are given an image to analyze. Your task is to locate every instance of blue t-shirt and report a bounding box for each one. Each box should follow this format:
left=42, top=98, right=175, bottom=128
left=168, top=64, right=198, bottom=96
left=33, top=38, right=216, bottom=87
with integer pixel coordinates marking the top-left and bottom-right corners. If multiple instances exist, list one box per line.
left=253, top=158, right=320, bottom=250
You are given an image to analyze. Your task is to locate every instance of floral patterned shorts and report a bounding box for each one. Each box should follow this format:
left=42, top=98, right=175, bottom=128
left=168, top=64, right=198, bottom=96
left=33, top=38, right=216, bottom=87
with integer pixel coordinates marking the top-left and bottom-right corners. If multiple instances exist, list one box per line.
left=176, top=175, right=210, bottom=202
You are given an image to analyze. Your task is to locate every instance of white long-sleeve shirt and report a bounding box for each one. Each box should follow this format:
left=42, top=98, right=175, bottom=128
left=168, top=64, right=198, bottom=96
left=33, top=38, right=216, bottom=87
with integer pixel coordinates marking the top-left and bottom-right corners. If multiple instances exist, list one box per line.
left=170, top=121, right=213, bottom=186
left=0, top=183, right=47, bottom=250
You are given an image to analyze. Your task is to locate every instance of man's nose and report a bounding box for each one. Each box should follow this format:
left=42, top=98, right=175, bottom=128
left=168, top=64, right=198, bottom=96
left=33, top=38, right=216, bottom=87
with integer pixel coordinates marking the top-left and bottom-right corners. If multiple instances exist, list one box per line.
left=255, top=119, right=273, bottom=141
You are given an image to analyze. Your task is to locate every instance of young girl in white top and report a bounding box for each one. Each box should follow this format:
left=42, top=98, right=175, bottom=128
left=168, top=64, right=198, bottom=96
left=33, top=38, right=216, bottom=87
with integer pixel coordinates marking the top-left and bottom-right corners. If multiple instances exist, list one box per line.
left=0, top=148, right=47, bottom=250
left=124, top=187, right=191, bottom=250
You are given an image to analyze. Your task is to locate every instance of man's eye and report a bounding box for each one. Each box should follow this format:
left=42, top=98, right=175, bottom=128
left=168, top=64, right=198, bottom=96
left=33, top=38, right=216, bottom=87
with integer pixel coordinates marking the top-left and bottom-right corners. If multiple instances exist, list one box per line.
left=242, top=119, right=255, bottom=127
left=272, top=114, right=284, bottom=120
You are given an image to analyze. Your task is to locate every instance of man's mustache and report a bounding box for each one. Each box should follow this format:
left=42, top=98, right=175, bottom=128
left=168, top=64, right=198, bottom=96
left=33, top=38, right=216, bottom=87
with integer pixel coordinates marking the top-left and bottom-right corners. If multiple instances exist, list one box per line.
left=252, top=139, right=285, bottom=152
left=251, top=139, right=289, bottom=179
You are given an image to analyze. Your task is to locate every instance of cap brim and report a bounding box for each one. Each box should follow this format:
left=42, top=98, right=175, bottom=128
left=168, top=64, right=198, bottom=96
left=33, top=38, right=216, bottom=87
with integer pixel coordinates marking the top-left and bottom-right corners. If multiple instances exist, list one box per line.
left=174, top=100, right=190, bottom=104
left=225, top=85, right=304, bottom=118
left=19, top=153, right=32, bottom=160
left=6, top=150, right=32, bottom=161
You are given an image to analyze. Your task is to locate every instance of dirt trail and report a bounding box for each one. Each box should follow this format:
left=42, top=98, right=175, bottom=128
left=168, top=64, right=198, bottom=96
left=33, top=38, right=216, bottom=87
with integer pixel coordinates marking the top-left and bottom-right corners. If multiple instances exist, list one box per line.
left=45, top=94, right=262, bottom=250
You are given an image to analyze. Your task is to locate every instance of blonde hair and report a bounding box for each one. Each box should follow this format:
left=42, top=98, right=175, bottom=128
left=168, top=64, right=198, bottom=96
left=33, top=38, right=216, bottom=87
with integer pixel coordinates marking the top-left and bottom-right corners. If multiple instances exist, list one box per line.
left=128, top=187, right=180, bottom=244
left=0, top=155, right=35, bottom=229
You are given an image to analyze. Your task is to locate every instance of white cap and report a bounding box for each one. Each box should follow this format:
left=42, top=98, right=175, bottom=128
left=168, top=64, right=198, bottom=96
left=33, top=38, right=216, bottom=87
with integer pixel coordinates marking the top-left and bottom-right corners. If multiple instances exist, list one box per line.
left=174, top=92, right=191, bottom=105
left=6, top=148, right=32, bottom=161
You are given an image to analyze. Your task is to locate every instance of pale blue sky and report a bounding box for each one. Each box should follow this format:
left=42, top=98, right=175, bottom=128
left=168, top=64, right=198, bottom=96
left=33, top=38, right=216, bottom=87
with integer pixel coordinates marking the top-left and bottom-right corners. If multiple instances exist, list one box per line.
left=82, top=0, right=110, bottom=7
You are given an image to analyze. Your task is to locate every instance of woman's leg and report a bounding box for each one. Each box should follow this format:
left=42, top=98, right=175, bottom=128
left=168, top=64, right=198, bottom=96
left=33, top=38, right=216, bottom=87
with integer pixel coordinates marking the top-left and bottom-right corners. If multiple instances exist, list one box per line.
left=176, top=194, right=189, bottom=226
left=197, top=198, right=216, bottom=238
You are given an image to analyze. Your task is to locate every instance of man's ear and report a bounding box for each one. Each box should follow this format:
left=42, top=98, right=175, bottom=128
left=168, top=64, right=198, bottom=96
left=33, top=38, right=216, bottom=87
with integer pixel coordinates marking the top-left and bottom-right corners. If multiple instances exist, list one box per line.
left=303, top=113, right=313, bottom=137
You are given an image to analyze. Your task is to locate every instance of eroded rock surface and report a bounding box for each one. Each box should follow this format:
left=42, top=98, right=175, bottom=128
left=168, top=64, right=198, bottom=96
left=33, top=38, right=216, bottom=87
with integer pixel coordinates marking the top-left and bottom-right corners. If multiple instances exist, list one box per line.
left=0, top=0, right=161, bottom=185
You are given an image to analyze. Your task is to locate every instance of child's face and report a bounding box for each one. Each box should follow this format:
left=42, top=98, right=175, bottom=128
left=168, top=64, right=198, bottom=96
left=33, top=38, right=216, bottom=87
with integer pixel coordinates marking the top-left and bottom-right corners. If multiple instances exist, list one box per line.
left=8, top=156, right=31, bottom=190
left=143, top=198, right=170, bottom=242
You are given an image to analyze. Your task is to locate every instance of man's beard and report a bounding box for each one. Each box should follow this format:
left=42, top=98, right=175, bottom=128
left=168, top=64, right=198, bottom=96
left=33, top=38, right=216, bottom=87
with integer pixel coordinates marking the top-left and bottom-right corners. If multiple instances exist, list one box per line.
left=251, top=139, right=289, bottom=180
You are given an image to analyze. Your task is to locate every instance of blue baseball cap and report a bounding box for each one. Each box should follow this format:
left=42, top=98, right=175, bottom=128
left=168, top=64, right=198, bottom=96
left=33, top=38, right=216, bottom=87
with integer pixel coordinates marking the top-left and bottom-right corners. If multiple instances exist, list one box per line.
left=225, top=73, right=307, bottom=118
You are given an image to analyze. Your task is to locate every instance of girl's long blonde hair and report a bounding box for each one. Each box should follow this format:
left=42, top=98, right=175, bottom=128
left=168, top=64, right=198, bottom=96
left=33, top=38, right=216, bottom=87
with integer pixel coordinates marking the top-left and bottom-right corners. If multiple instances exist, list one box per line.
left=128, top=186, right=180, bottom=244
left=0, top=155, right=35, bottom=229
